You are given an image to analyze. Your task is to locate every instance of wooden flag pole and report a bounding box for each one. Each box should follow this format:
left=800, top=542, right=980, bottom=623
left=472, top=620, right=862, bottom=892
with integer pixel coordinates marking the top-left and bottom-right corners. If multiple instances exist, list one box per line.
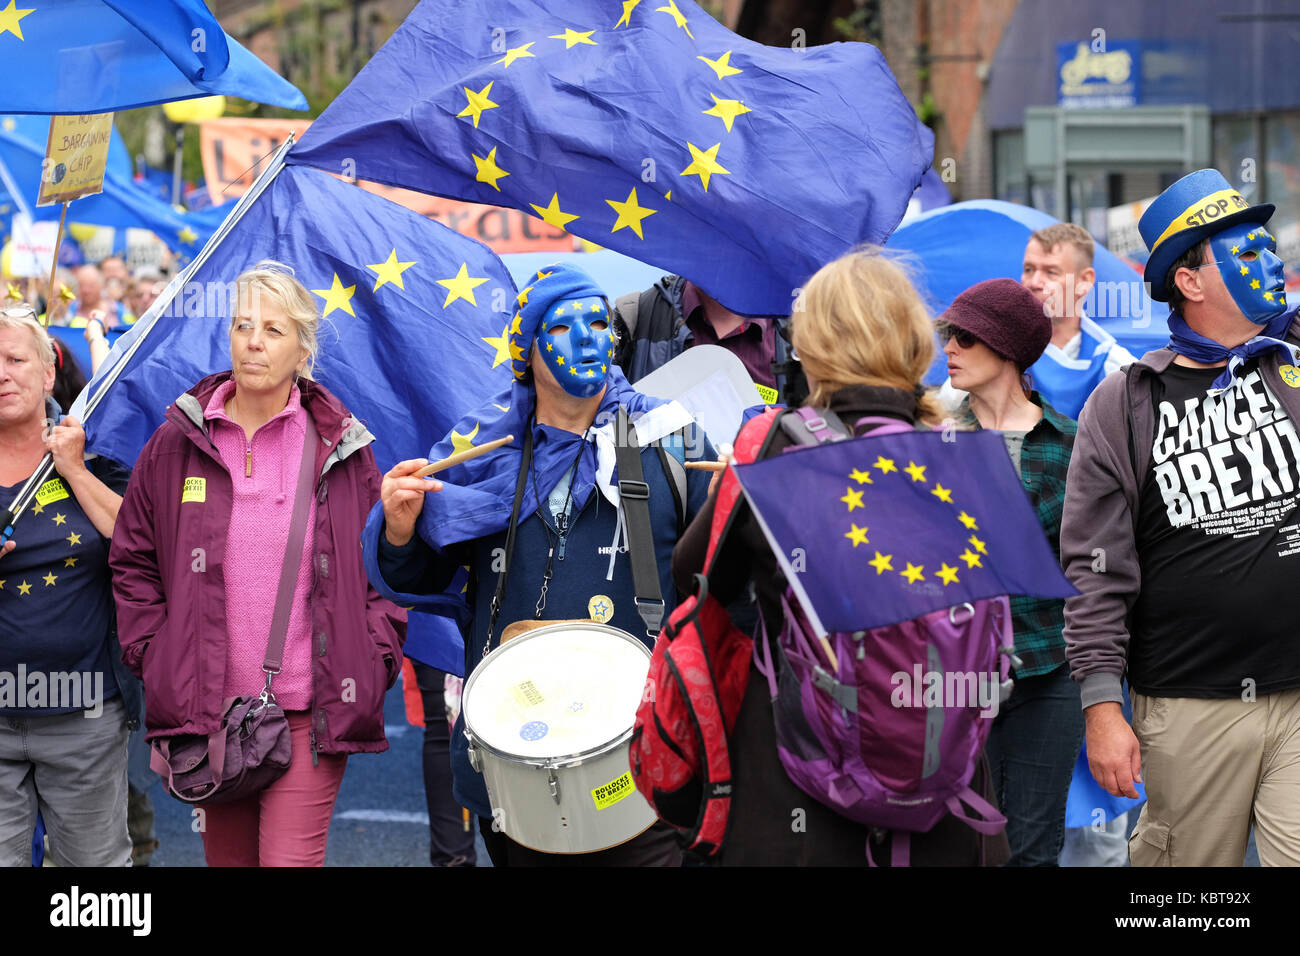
left=40, top=201, right=70, bottom=328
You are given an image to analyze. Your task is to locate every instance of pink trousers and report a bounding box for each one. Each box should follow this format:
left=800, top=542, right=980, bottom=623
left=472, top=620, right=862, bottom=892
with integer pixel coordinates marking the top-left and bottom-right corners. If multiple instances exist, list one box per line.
left=200, top=711, right=348, bottom=867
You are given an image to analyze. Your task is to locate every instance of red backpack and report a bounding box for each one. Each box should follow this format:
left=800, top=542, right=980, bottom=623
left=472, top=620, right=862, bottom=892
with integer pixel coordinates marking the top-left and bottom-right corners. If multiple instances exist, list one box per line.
left=628, top=409, right=782, bottom=856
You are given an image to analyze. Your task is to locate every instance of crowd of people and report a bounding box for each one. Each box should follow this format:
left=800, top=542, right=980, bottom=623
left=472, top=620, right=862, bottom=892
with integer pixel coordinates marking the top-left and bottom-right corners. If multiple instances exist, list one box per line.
left=1, top=167, right=1297, bottom=868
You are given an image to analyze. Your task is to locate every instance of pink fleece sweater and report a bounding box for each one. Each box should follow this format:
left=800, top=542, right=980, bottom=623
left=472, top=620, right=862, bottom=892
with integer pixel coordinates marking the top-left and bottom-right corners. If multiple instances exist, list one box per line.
left=204, top=380, right=316, bottom=711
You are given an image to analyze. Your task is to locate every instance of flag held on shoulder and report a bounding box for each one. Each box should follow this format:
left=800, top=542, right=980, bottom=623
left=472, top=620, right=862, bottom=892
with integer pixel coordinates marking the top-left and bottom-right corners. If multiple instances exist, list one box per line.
left=733, top=430, right=1078, bottom=634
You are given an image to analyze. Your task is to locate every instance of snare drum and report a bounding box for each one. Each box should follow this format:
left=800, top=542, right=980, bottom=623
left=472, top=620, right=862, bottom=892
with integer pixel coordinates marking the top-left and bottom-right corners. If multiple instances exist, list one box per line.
left=462, top=621, right=656, bottom=854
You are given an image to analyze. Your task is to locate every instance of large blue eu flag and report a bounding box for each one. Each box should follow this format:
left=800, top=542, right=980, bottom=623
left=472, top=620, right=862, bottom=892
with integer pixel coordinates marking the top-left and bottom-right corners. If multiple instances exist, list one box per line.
left=289, top=0, right=932, bottom=317
left=733, top=430, right=1077, bottom=634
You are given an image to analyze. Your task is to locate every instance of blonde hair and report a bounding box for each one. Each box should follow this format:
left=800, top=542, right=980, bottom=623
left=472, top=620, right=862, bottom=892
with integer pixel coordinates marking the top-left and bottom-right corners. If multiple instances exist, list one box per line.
left=0, top=304, right=55, bottom=370
left=1028, top=223, right=1094, bottom=269
left=233, top=260, right=321, bottom=379
left=792, top=246, right=943, bottom=425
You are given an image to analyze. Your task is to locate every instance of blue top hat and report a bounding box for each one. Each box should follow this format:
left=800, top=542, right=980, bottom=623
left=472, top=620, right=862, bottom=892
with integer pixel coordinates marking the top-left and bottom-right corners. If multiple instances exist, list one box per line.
left=1139, top=168, right=1274, bottom=302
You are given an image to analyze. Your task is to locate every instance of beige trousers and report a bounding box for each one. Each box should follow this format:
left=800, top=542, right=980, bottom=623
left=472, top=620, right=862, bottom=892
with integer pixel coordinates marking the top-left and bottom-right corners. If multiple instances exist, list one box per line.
left=1129, top=688, right=1300, bottom=866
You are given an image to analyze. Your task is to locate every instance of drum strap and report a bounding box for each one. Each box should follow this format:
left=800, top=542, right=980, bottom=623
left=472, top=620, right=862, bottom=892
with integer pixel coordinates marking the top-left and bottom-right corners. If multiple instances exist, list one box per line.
left=616, top=409, right=666, bottom=636
left=483, top=421, right=535, bottom=657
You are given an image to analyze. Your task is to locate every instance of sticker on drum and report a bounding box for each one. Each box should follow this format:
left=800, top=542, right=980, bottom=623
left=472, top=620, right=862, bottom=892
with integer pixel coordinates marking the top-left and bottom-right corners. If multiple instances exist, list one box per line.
left=591, top=771, right=637, bottom=810
left=464, top=622, right=651, bottom=760
left=519, top=720, right=548, bottom=741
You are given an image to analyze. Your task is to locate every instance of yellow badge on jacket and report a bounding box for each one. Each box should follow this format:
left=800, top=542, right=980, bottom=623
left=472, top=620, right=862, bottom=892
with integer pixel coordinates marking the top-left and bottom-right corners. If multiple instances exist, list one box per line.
left=588, top=595, right=613, bottom=623
left=1280, top=364, right=1300, bottom=388
left=181, top=477, right=206, bottom=503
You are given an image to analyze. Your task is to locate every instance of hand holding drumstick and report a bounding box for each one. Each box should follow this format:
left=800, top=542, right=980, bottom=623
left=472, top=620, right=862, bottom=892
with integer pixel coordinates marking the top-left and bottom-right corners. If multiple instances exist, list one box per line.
left=684, top=441, right=734, bottom=497
left=381, top=435, right=513, bottom=547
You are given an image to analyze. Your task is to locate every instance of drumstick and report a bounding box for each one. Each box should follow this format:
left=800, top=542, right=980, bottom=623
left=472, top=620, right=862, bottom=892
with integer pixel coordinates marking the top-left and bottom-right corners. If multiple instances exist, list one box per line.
left=684, top=460, right=727, bottom=472
left=414, top=434, right=514, bottom=478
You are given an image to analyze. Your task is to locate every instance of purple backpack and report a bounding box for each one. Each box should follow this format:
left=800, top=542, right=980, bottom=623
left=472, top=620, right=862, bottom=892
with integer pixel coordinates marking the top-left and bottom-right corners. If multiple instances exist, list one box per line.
left=753, top=408, right=1013, bottom=865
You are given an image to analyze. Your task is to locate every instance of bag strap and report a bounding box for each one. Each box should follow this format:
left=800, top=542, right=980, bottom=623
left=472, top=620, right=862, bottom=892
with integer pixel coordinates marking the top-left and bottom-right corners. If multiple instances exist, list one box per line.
left=260, top=414, right=319, bottom=697
left=616, top=408, right=665, bottom=636
left=483, top=424, right=535, bottom=658
left=780, top=406, right=850, bottom=445
left=654, top=428, right=688, bottom=535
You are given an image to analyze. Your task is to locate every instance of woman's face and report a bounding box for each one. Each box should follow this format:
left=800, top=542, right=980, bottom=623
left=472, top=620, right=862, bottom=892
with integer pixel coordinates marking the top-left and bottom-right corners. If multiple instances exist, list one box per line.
left=229, top=292, right=308, bottom=397
left=0, top=325, right=55, bottom=429
left=943, top=328, right=1012, bottom=395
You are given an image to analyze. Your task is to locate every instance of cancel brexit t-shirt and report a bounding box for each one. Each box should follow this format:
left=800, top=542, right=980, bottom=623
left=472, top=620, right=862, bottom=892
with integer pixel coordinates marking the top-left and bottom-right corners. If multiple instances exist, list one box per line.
left=1133, top=358, right=1300, bottom=697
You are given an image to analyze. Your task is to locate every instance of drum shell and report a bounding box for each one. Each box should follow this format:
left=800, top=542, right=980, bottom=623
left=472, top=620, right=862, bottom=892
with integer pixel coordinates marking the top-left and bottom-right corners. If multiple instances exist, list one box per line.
left=463, top=622, right=658, bottom=855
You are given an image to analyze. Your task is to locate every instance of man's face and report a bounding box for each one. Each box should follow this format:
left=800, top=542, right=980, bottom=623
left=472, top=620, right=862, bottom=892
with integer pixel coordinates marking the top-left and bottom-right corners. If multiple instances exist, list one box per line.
left=1021, top=240, right=1093, bottom=320
left=1207, top=223, right=1287, bottom=324
left=99, top=257, right=128, bottom=283
left=536, top=296, right=614, bottom=398
left=75, top=267, right=102, bottom=305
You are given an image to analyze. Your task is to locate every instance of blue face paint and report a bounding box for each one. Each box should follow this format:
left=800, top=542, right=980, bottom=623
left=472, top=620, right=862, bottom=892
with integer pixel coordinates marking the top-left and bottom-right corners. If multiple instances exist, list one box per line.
left=1209, top=223, right=1288, bottom=324
left=538, top=296, right=614, bottom=397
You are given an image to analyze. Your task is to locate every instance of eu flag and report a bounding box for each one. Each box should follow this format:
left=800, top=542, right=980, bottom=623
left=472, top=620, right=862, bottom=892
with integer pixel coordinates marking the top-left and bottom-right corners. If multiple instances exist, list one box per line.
left=0, top=0, right=306, bottom=114
left=733, top=430, right=1077, bottom=634
left=289, top=0, right=932, bottom=316
left=82, top=162, right=516, bottom=473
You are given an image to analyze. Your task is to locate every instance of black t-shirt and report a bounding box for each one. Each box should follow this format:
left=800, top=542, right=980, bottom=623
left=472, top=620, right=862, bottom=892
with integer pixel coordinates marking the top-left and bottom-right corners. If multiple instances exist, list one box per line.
left=1132, top=358, right=1300, bottom=697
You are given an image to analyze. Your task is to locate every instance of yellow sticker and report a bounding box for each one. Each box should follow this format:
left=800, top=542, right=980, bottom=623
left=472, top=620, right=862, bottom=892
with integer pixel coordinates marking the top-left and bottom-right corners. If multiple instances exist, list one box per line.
left=510, top=679, right=545, bottom=709
left=591, top=771, right=637, bottom=810
left=181, top=477, right=206, bottom=503
left=35, top=479, right=70, bottom=506
left=755, top=384, right=779, bottom=405
left=1281, top=364, right=1300, bottom=389
left=588, top=594, right=614, bottom=623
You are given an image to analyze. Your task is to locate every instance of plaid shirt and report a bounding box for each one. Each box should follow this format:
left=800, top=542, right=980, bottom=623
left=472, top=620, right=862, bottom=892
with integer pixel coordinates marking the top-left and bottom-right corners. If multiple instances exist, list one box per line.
left=956, top=394, right=1077, bottom=678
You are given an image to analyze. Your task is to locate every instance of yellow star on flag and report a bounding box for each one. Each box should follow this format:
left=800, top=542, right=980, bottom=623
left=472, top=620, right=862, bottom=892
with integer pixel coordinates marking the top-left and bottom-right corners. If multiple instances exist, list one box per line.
left=615, top=0, right=641, bottom=28
left=367, top=249, right=416, bottom=291
left=437, top=263, right=489, bottom=307
left=529, top=193, right=579, bottom=231
left=472, top=146, right=510, bottom=191
left=840, top=486, right=865, bottom=511
left=702, top=94, right=752, bottom=132
left=482, top=326, right=511, bottom=368
left=969, top=534, right=987, bottom=555
left=42, top=571, right=56, bottom=587
left=930, top=483, right=953, bottom=503
left=312, top=274, right=356, bottom=318
left=959, top=548, right=982, bottom=569
left=849, top=467, right=873, bottom=485
left=868, top=551, right=893, bottom=575
left=680, top=142, right=730, bottom=191
left=457, top=81, right=499, bottom=128
left=874, top=455, right=897, bottom=474
left=904, top=461, right=927, bottom=483
left=178, top=226, right=198, bottom=245
left=66, top=532, right=81, bottom=546
left=697, top=50, right=742, bottom=79
left=606, top=187, right=658, bottom=239
left=5, top=281, right=21, bottom=300
left=496, top=42, right=535, bottom=68
left=844, top=523, right=869, bottom=547
left=450, top=423, right=479, bottom=454
left=52, top=512, right=66, bottom=526
left=0, top=3, right=35, bottom=42
left=17, top=580, right=31, bottom=595
left=0, top=579, right=3, bottom=589
left=63, top=557, right=77, bottom=568
left=900, top=563, right=925, bottom=584
left=957, top=511, right=978, bottom=530
left=935, top=563, right=960, bottom=586
left=31, top=501, right=42, bottom=515
left=549, top=28, right=596, bottom=48
left=656, top=0, right=693, bottom=38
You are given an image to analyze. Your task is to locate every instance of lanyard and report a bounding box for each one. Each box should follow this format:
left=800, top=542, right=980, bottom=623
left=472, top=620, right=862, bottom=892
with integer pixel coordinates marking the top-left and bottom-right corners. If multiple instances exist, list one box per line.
left=529, top=438, right=588, bottom=618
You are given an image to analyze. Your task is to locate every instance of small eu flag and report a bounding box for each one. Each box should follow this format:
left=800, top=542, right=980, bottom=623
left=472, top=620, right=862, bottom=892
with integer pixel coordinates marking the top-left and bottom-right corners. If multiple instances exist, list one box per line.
left=733, top=430, right=1077, bottom=634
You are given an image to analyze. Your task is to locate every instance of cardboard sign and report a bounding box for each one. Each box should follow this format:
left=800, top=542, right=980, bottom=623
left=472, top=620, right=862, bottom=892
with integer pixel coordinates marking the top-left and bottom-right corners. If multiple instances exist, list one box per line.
left=199, top=117, right=574, bottom=254
left=37, top=113, right=114, bottom=206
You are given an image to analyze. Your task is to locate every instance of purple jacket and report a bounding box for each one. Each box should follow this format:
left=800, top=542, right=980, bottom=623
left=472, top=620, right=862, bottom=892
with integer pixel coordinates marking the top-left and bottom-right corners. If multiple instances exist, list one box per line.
left=109, top=372, right=406, bottom=757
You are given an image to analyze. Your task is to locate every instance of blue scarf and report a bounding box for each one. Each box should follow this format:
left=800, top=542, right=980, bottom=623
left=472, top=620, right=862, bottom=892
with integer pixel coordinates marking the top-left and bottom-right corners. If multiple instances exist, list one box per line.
left=1166, top=307, right=1299, bottom=391
left=416, top=366, right=668, bottom=549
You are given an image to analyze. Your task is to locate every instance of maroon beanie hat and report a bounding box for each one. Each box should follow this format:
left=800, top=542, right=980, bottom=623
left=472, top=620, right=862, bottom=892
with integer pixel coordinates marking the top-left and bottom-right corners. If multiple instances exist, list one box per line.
left=938, top=278, right=1052, bottom=371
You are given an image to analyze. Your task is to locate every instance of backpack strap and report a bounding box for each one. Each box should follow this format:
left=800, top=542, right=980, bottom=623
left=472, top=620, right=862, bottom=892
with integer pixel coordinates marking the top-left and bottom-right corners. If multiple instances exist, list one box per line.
left=654, top=427, right=688, bottom=536
left=616, top=408, right=666, bottom=636
left=781, top=406, right=851, bottom=445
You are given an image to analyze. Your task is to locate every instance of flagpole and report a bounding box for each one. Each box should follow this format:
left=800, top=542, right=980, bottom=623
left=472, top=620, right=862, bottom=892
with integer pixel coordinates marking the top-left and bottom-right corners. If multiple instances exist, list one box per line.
left=40, top=201, right=70, bottom=327
left=0, top=134, right=296, bottom=547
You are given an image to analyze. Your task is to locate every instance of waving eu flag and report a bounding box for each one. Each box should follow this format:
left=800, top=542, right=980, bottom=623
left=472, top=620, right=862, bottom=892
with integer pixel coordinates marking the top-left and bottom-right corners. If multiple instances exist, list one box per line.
left=733, top=430, right=1077, bottom=634
left=0, top=0, right=306, bottom=113
left=290, top=0, right=932, bottom=317
left=82, top=163, right=516, bottom=475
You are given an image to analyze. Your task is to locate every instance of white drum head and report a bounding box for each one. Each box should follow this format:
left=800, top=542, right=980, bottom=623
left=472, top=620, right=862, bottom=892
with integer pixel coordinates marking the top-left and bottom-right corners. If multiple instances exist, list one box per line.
left=464, top=622, right=651, bottom=761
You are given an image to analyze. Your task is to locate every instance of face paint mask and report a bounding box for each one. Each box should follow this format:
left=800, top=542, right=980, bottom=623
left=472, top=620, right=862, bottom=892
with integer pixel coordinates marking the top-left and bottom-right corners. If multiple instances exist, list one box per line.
left=538, top=296, right=614, bottom=398
left=1209, top=223, right=1288, bottom=324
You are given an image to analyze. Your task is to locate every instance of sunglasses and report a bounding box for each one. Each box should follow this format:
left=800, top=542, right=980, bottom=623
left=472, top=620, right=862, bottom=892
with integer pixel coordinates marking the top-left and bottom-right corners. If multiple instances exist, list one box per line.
left=943, top=327, right=980, bottom=349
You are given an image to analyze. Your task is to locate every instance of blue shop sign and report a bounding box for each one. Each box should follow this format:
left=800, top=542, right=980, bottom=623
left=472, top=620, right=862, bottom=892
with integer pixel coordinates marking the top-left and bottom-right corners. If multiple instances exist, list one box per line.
left=1057, top=40, right=1141, bottom=108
